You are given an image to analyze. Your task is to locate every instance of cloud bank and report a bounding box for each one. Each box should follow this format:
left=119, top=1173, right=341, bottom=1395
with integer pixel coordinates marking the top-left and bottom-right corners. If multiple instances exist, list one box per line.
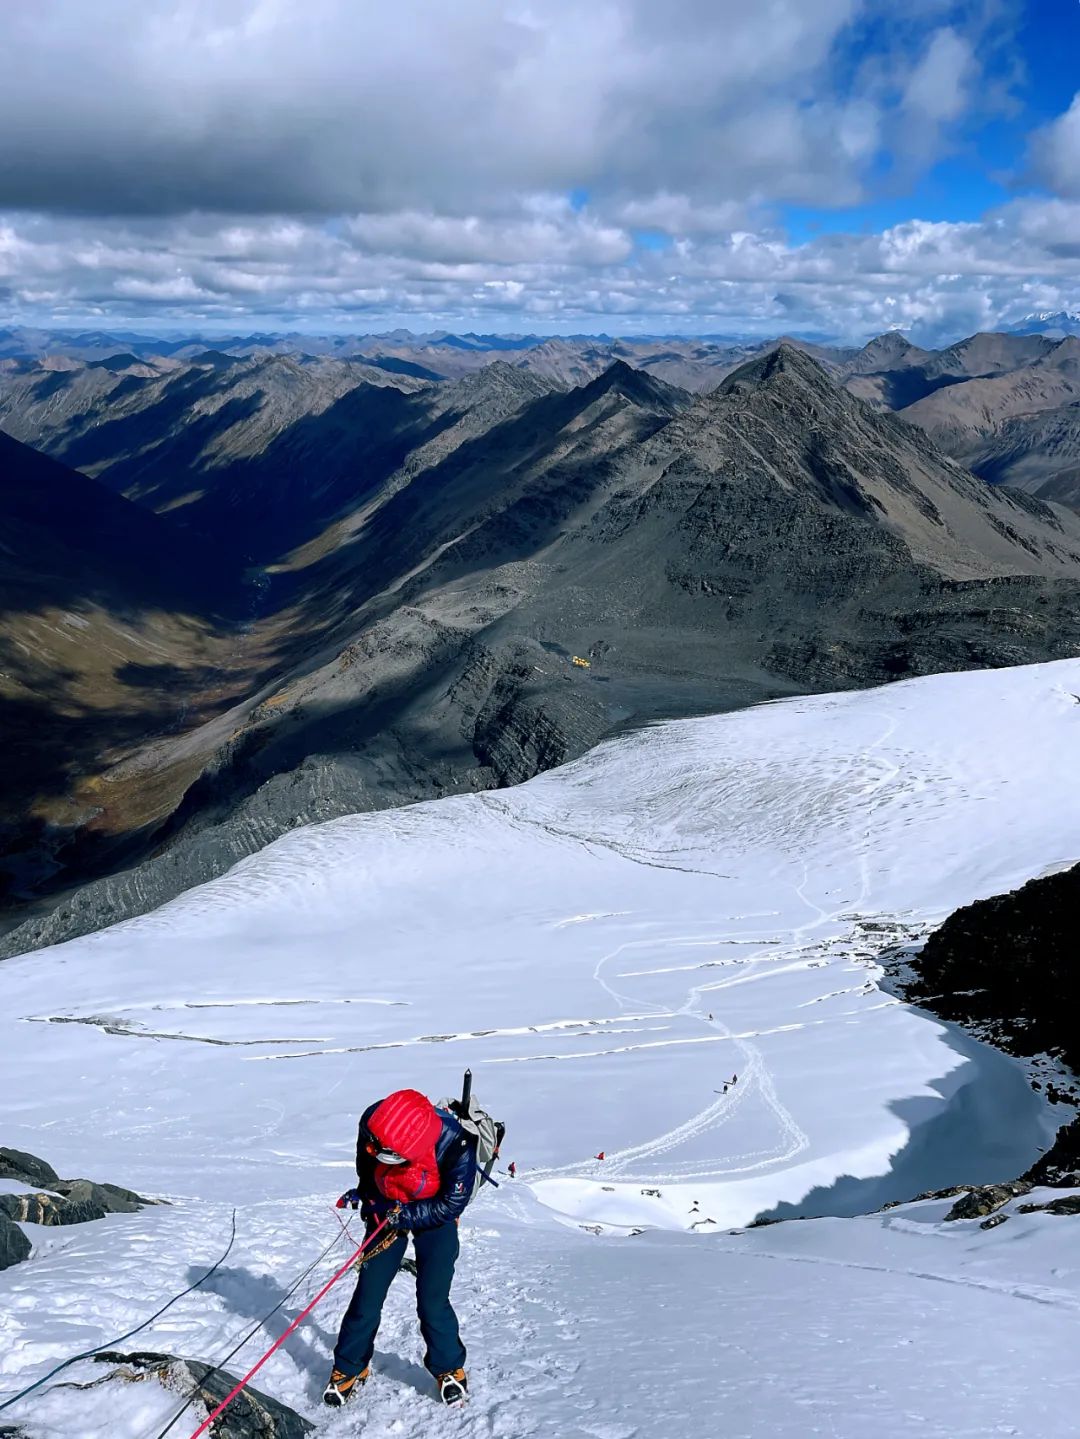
left=0, top=0, right=1076, bottom=341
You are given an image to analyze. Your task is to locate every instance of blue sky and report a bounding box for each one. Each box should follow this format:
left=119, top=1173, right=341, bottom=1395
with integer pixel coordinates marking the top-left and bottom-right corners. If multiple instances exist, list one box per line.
left=0, top=1, right=1078, bottom=343
left=783, top=0, right=1080, bottom=242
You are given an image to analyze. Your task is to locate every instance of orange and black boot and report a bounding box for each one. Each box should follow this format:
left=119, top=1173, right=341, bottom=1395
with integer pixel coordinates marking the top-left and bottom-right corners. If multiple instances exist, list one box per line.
left=322, top=1367, right=369, bottom=1407
left=437, top=1368, right=468, bottom=1406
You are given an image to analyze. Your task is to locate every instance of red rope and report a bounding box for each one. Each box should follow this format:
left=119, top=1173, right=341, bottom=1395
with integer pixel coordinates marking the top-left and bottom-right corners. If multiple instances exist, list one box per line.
left=185, top=1215, right=391, bottom=1439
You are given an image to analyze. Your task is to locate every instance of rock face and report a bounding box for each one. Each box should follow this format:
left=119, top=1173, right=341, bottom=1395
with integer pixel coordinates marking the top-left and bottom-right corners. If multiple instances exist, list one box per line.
left=0, top=1178, right=152, bottom=1227
left=944, top=1182, right=1032, bottom=1221
left=92, top=1352, right=314, bottom=1437
left=839, top=331, right=1080, bottom=504
left=1024, top=1117, right=1080, bottom=1189
left=0, top=1212, right=31, bottom=1270
left=912, top=862, right=1080, bottom=1070
left=1017, top=1195, right=1080, bottom=1216
left=0, top=1147, right=59, bottom=1188
left=0, top=1147, right=156, bottom=1268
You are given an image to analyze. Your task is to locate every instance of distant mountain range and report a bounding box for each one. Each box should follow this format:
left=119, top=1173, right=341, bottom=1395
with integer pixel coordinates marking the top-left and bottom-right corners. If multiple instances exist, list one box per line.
left=1005, top=311, right=1080, bottom=338
left=5, top=339, right=1080, bottom=955
left=837, top=331, right=1080, bottom=507
left=6, top=321, right=1080, bottom=507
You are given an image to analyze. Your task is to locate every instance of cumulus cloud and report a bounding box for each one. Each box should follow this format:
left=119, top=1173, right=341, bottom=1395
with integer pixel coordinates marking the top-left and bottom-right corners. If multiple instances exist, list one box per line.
left=1, top=197, right=1077, bottom=343
left=0, top=0, right=987, bottom=219
left=1031, top=92, right=1080, bottom=200
left=0, top=0, right=1074, bottom=340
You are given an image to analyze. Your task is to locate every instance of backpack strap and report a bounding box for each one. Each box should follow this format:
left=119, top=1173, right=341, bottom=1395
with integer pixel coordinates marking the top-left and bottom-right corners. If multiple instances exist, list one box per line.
left=478, top=1120, right=506, bottom=1190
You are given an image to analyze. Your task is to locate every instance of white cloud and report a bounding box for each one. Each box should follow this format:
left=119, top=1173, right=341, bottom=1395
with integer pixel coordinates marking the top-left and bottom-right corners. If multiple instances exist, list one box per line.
left=0, top=0, right=1072, bottom=343
left=0, top=0, right=983, bottom=219
left=0, top=196, right=1077, bottom=344
left=1031, top=92, right=1080, bottom=200
left=903, top=28, right=974, bottom=123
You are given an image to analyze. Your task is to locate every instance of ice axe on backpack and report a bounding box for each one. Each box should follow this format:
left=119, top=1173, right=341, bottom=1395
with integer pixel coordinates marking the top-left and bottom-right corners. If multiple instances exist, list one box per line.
left=446, top=1068, right=505, bottom=1193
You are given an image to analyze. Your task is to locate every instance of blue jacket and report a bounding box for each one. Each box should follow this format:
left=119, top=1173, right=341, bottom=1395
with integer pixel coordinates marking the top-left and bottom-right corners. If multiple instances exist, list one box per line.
left=355, top=1103, right=477, bottom=1232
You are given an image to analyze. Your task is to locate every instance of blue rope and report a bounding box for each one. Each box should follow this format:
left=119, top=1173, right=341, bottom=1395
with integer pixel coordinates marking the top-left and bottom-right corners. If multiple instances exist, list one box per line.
left=0, top=1208, right=238, bottom=1415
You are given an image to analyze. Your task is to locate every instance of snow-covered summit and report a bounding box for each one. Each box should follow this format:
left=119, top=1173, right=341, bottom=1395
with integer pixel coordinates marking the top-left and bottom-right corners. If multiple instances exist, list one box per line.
left=1007, top=309, right=1080, bottom=336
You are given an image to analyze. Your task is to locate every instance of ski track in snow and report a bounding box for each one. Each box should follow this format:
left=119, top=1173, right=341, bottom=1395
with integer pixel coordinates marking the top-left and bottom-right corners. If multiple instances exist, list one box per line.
left=527, top=708, right=899, bottom=1189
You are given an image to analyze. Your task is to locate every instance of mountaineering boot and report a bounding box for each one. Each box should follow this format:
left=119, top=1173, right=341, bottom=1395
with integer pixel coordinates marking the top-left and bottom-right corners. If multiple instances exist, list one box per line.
left=437, top=1368, right=469, bottom=1406
left=322, top=1367, right=369, bottom=1406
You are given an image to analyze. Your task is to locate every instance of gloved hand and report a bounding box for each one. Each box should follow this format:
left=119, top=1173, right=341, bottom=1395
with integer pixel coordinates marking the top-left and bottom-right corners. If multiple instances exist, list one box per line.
left=363, top=1194, right=403, bottom=1227
left=336, top=1187, right=363, bottom=1210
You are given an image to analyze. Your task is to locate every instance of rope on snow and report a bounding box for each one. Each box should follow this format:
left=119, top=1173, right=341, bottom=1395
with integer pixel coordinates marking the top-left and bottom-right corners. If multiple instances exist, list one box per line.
left=0, top=1209, right=239, bottom=1416
left=182, top=1215, right=393, bottom=1439
left=151, top=1208, right=363, bottom=1439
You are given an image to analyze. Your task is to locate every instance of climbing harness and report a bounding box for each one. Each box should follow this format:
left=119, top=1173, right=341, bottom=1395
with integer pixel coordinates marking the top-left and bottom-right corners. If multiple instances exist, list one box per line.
left=0, top=1210, right=238, bottom=1417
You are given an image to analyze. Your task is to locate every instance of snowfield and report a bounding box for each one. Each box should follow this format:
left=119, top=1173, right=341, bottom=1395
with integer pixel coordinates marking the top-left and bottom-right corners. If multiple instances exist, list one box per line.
left=2, top=659, right=1080, bottom=1436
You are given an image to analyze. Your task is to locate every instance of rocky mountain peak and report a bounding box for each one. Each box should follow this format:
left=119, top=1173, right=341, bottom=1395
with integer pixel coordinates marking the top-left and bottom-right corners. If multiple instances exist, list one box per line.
left=580, top=358, right=689, bottom=413
left=716, top=341, right=839, bottom=401
left=1045, top=335, right=1080, bottom=368
left=452, top=358, right=554, bottom=398
left=845, top=331, right=929, bottom=375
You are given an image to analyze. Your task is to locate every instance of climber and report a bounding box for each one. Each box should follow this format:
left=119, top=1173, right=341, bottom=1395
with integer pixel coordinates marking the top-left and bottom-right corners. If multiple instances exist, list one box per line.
left=324, top=1089, right=476, bottom=1409
left=508, top=1161, right=517, bottom=1178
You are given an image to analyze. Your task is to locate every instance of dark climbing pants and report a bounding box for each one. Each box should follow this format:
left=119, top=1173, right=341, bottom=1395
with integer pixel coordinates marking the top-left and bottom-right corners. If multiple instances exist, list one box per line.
left=332, top=1223, right=465, bottom=1379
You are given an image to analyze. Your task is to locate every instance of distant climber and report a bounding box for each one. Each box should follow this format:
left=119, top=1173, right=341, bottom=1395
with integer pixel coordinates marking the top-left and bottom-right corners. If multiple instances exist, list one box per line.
left=324, top=1088, right=476, bottom=1410
left=595, top=1151, right=606, bottom=1162
left=508, top=1161, right=517, bottom=1178
left=731, top=1074, right=738, bottom=1085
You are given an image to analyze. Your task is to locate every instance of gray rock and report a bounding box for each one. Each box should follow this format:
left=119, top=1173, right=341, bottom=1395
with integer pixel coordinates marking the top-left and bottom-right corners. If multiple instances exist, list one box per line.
left=0, top=1212, right=31, bottom=1270
left=944, top=1181, right=1032, bottom=1221
left=0, top=1182, right=152, bottom=1227
left=92, top=1352, right=314, bottom=1436
left=0, top=1147, right=59, bottom=1188
left=1025, top=1116, right=1080, bottom=1190
left=0, top=1192, right=67, bottom=1226
left=54, top=1179, right=151, bottom=1215
left=914, top=863, right=1080, bottom=1070
left=980, top=1212, right=1010, bottom=1230
left=881, top=1184, right=967, bottom=1211
left=1017, top=1195, right=1080, bottom=1217
left=1044, top=1195, right=1080, bottom=1216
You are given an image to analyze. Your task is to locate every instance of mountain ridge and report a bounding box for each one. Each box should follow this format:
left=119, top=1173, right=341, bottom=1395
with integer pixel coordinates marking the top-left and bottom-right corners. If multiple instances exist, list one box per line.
left=5, top=350, right=1080, bottom=953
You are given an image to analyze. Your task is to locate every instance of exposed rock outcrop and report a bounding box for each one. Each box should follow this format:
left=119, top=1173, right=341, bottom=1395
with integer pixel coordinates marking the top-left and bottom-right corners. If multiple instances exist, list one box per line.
left=1024, top=1116, right=1080, bottom=1188
left=0, top=1147, right=60, bottom=1188
left=912, top=861, right=1080, bottom=1070
left=943, top=1181, right=1032, bottom=1221
left=0, top=1212, right=31, bottom=1270
left=91, top=1352, right=314, bottom=1437
left=0, top=1147, right=157, bottom=1268
left=0, top=1178, right=152, bottom=1227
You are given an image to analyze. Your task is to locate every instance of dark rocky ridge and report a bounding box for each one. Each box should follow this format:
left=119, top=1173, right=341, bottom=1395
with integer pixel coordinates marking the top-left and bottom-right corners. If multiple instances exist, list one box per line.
left=7, top=348, right=1080, bottom=953
left=890, top=865, right=1080, bottom=1209
left=911, top=862, right=1080, bottom=1070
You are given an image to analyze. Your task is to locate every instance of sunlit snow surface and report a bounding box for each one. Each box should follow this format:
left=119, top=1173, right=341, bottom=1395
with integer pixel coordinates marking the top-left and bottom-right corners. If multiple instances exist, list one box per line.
left=2, top=661, right=1080, bottom=1437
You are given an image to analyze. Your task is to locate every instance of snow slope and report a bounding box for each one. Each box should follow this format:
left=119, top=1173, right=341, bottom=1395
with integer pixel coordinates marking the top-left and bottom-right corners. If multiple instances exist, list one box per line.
left=2, top=659, right=1080, bottom=1436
